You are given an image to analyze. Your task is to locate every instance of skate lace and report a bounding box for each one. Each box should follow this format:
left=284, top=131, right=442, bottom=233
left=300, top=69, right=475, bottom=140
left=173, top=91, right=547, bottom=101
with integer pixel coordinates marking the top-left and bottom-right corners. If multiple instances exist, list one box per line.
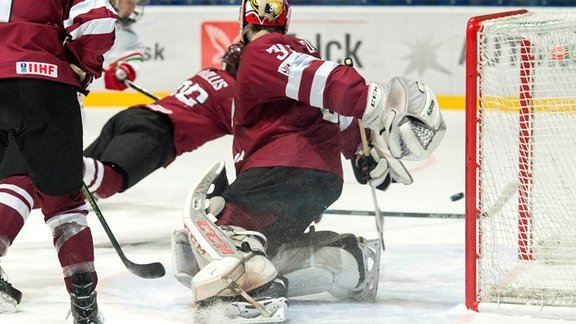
left=68, top=292, right=99, bottom=324
left=68, top=275, right=99, bottom=324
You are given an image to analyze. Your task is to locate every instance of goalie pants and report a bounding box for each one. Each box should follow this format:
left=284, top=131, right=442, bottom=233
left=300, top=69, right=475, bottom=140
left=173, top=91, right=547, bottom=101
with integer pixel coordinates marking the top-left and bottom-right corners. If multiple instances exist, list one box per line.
left=83, top=107, right=176, bottom=190
left=217, top=167, right=343, bottom=252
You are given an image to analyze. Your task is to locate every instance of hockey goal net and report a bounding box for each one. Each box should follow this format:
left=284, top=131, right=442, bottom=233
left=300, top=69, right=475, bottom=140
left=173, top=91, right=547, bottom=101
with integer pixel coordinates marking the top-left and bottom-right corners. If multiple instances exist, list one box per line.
left=466, top=10, right=576, bottom=319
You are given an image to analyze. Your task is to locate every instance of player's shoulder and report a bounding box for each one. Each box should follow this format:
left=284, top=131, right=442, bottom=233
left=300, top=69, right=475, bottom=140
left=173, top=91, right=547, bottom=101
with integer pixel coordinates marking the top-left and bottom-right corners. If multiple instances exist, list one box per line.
left=245, top=33, right=320, bottom=58
left=284, top=35, right=320, bottom=56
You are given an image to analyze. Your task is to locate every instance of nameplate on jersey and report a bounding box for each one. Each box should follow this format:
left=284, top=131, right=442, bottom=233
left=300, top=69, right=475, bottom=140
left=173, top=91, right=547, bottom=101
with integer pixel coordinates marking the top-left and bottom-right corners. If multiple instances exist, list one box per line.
left=16, top=62, right=58, bottom=78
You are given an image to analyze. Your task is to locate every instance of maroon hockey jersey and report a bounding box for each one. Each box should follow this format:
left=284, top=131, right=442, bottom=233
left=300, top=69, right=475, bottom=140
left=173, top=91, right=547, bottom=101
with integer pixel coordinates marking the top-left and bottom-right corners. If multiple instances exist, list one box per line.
left=234, top=32, right=370, bottom=177
left=140, top=68, right=234, bottom=157
left=0, top=0, right=117, bottom=86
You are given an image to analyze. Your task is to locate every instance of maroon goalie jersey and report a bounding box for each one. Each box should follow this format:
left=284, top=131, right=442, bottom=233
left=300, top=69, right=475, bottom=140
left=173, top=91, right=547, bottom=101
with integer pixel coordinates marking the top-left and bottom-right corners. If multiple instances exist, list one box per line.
left=234, top=33, right=370, bottom=177
left=140, top=68, right=234, bottom=156
left=0, top=0, right=117, bottom=86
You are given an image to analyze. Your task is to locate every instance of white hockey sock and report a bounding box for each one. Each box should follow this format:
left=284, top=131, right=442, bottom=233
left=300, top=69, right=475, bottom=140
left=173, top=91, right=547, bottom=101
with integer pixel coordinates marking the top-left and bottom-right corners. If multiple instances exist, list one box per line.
left=82, top=157, right=104, bottom=194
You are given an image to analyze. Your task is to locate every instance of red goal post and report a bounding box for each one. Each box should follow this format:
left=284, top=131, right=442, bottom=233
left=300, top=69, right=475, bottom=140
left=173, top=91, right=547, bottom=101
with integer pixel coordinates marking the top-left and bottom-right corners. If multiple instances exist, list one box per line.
left=466, top=9, right=576, bottom=319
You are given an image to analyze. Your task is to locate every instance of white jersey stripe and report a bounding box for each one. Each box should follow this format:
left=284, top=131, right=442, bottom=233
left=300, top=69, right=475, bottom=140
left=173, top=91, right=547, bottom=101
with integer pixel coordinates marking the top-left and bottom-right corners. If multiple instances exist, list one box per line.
left=309, top=61, right=338, bottom=109
left=65, top=0, right=116, bottom=28
left=0, top=192, right=31, bottom=222
left=83, top=157, right=105, bottom=192
left=83, top=157, right=96, bottom=188
left=0, top=184, right=34, bottom=208
left=68, top=17, right=116, bottom=40
left=0, top=0, right=13, bottom=23
left=283, top=52, right=317, bottom=101
left=338, top=115, right=354, bottom=131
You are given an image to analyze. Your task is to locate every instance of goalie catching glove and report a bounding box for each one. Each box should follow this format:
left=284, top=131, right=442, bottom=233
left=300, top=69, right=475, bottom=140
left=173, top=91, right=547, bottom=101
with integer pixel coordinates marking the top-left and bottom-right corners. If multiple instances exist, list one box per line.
left=352, top=129, right=413, bottom=190
left=361, top=77, right=446, bottom=161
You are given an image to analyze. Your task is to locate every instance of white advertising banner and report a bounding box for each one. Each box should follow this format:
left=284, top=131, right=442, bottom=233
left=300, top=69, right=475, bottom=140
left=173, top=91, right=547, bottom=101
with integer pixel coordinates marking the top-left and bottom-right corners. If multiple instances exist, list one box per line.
left=89, top=6, right=569, bottom=109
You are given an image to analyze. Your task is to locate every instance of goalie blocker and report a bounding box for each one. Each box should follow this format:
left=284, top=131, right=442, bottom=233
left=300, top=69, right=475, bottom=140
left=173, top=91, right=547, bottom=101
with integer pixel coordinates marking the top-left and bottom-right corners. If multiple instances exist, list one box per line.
left=173, top=162, right=381, bottom=307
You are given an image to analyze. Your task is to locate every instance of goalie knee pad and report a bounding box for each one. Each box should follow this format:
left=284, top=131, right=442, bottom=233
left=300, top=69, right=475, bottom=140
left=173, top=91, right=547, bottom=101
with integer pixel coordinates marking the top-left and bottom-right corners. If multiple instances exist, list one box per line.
left=271, top=230, right=380, bottom=300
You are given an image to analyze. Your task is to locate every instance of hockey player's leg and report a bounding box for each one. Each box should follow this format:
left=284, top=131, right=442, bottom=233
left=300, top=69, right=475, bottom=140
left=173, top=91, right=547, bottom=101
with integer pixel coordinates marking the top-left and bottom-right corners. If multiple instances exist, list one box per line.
left=0, top=175, right=37, bottom=312
left=183, top=162, right=287, bottom=323
left=83, top=107, right=175, bottom=199
left=41, top=191, right=102, bottom=324
left=271, top=229, right=381, bottom=302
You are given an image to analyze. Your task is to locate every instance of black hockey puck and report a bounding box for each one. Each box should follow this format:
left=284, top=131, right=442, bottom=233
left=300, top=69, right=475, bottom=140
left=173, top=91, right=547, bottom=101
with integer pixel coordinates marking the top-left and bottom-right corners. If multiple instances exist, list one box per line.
left=451, top=192, right=464, bottom=201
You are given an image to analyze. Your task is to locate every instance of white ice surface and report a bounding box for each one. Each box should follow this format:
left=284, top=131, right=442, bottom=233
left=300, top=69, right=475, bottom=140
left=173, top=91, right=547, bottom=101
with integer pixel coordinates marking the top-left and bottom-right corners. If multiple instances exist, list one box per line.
left=1, top=109, right=574, bottom=323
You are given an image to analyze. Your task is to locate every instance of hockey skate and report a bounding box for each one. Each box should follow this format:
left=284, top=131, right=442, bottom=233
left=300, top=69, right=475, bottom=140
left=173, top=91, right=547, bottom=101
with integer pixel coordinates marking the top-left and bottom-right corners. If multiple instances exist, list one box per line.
left=68, top=272, right=103, bottom=324
left=0, top=266, right=21, bottom=313
left=194, top=276, right=288, bottom=324
left=190, top=225, right=289, bottom=323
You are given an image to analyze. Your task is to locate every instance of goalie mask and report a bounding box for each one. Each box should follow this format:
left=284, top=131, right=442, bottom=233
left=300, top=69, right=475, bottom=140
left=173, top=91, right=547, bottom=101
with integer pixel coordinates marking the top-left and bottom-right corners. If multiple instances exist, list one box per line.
left=240, top=0, right=291, bottom=42
left=221, top=43, right=244, bottom=78
left=385, top=78, right=446, bottom=161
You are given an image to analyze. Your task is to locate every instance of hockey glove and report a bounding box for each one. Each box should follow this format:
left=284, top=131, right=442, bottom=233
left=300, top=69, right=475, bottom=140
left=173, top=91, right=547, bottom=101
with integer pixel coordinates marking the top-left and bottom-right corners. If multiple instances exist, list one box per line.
left=352, top=129, right=413, bottom=191
left=361, top=77, right=446, bottom=161
left=370, top=128, right=413, bottom=185
left=352, top=149, right=392, bottom=191
left=104, top=61, right=136, bottom=91
left=70, top=64, right=93, bottom=95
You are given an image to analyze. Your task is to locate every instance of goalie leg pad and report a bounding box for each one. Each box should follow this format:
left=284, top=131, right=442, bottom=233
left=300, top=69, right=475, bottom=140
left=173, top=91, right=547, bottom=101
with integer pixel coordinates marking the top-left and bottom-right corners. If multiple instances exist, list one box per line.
left=171, top=229, right=199, bottom=289
left=271, top=230, right=381, bottom=301
left=192, top=225, right=278, bottom=301
left=183, top=162, right=278, bottom=302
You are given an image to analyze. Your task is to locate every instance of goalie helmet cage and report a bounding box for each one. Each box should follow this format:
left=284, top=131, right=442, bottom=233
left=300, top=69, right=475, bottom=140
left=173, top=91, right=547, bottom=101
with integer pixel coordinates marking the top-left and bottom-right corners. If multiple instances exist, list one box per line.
left=465, top=10, right=576, bottom=319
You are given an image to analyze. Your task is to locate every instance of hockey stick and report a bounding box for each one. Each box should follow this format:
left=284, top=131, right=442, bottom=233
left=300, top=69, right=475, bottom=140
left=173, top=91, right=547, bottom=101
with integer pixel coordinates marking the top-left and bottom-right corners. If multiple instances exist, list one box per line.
left=81, top=183, right=166, bottom=279
left=125, top=79, right=160, bottom=101
left=323, top=209, right=464, bottom=219
left=358, top=120, right=386, bottom=251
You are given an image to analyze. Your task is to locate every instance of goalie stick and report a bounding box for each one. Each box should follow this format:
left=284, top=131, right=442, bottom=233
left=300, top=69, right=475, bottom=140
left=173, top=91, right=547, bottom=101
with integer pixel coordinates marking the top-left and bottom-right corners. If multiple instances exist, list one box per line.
left=125, top=79, right=160, bottom=101
left=358, top=120, right=386, bottom=251
left=345, top=57, right=386, bottom=251
left=81, top=183, right=166, bottom=279
left=323, top=209, right=464, bottom=219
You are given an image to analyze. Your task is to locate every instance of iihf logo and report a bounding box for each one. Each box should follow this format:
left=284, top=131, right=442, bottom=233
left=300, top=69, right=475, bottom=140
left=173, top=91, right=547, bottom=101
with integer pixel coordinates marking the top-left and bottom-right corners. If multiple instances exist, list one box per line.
left=280, top=63, right=291, bottom=75
left=16, top=61, right=58, bottom=78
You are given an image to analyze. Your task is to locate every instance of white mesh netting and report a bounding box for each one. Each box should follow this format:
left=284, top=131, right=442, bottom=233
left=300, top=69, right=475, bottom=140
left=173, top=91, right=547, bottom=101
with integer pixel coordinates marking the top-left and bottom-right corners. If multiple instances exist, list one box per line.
left=476, top=12, right=576, bottom=308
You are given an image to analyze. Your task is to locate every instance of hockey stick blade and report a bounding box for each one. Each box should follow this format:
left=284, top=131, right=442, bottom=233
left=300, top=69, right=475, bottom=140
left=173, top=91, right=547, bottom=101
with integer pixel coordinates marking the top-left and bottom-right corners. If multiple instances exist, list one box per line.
left=81, top=183, right=166, bottom=279
left=121, top=258, right=166, bottom=279
left=323, top=209, right=464, bottom=219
